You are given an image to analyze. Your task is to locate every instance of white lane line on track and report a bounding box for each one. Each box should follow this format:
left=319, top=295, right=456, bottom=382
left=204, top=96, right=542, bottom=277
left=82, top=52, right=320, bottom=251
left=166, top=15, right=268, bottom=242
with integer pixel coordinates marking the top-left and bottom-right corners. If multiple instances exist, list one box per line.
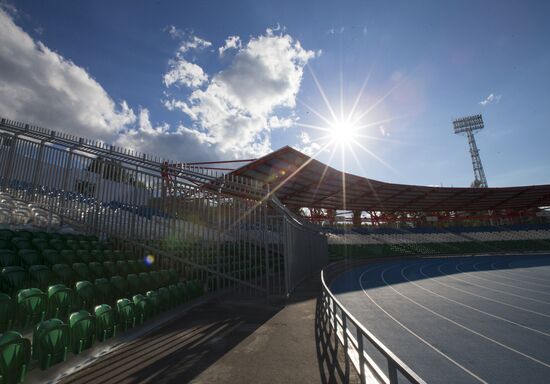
left=486, top=262, right=550, bottom=288
left=450, top=262, right=550, bottom=305
left=400, top=262, right=550, bottom=337
left=434, top=263, right=550, bottom=318
left=358, top=265, right=489, bottom=384
left=467, top=261, right=550, bottom=296
left=380, top=264, right=550, bottom=369
left=489, top=263, right=550, bottom=285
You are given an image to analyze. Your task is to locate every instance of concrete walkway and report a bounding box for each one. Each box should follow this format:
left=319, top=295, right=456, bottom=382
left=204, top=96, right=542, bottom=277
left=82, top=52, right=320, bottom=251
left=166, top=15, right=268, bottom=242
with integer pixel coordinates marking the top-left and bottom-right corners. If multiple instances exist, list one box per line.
left=48, top=275, right=351, bottom=384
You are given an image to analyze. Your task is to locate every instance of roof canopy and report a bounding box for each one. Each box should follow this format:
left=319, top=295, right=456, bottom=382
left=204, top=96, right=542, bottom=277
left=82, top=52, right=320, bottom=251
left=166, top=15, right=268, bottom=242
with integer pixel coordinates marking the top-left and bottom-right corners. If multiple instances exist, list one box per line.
left=230, top=146, right=550, bottom=212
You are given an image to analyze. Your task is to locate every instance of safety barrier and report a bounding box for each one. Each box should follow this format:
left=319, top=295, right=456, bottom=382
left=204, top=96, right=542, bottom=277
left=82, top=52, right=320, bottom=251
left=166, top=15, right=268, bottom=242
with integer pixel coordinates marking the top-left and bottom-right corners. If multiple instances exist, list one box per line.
left=319, top=264, right=425, bottom=384
left=0, top=117, right=328, bottom=297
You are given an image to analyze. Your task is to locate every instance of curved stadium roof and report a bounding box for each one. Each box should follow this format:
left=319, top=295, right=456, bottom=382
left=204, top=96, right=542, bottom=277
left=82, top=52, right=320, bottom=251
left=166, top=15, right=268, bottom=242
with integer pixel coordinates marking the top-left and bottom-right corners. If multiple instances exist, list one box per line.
left=231, top=146, right=550, bottom=212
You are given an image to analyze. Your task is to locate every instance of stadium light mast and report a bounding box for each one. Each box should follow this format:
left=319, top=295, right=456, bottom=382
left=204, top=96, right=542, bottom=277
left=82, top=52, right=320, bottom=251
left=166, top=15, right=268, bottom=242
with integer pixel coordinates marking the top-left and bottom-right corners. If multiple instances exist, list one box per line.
left=453, top=114, right=488, bottom=188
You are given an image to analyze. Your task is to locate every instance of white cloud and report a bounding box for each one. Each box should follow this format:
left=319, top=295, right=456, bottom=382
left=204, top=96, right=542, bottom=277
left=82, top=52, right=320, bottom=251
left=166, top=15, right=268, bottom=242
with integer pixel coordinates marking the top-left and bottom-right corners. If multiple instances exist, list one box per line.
left=218, top=35, right=241, bottom=56
left=165, top=28, right=316, bottom=158
left=293, top=131, right=321, bottom=156
left=479, top=93, right=502, bottom=106
left=0, top=9, right=136, bottom=142
left=164, top=59, right=208, bottom=88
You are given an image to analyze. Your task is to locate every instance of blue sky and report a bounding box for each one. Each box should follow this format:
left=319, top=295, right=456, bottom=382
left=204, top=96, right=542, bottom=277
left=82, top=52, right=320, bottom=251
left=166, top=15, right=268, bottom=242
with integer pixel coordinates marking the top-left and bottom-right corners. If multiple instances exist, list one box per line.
left=0, top=0, right=549, bottom=188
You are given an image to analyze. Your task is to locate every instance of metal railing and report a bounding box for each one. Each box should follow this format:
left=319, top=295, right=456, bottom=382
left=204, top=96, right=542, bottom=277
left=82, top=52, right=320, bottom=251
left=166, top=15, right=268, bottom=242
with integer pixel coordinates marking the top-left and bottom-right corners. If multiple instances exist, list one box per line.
left=0, top=117, right=328, bottom=297
left=319, top=264, right=426, bottom=384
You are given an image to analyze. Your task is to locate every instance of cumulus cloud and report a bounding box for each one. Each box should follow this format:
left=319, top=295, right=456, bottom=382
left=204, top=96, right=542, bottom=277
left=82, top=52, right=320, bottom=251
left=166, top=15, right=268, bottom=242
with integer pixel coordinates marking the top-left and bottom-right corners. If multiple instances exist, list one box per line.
left=293, top=131, right=321, bottom=156
left=218, top=35, right=241, bottom=56
left=0, top=8, right=316, bottom=164
left=164, top=28, right=316, bottom=158
left=164, top=59, right=208, bottom=88
left=479, top=93, right=502, bottom=106
left=0, top=9, right=136, bottom=142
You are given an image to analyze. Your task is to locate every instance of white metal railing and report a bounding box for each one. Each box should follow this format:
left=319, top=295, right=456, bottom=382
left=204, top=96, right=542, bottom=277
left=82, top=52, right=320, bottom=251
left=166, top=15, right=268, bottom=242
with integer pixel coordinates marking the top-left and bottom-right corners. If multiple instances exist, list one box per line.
left=319, top=265, right=425, bottom=384
left=0, top=117, right=328, bottom=297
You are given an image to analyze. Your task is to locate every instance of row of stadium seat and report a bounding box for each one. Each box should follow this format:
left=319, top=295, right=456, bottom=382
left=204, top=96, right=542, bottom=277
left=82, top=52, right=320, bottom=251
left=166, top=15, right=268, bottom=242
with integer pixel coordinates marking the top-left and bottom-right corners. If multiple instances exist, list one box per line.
left=0, top=279, right=203, bottom=384
left=328, top=239, right=550, bottom=261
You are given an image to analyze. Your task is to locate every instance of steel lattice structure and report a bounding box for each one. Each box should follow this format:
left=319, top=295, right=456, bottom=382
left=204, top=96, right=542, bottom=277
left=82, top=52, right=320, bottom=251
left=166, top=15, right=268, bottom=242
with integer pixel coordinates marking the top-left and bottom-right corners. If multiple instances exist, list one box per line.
left=453, top=114, right=488, bottom=188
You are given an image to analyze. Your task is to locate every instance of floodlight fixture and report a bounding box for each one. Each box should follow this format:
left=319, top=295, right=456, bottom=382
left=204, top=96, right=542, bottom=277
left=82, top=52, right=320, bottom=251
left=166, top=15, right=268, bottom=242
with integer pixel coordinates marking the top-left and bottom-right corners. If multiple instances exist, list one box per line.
left=452, top=114, right=488, bottom=188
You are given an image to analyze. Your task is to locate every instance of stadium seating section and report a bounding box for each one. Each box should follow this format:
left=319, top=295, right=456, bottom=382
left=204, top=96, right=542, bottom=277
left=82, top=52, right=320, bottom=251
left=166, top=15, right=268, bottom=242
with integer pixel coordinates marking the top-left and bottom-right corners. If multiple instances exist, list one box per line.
left=0, top=193, right=205, bottom=384
left=325, top=224, right=550, bottom=261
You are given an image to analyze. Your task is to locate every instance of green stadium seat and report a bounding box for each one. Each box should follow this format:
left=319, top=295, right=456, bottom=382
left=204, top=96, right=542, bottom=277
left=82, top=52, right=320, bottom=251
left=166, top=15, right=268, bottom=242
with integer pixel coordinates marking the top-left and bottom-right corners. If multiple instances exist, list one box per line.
left=102, top=261, right=118, bottom=277
left=88, top=262, right=105, bottom=278
left=47, top=284, right=72, bottom=321
left=102, top=250, right=114, bottom=262
left=126, top=260, right=139, bottom=274
left=72, top=263, right=95, bottom=282
left=0, top=250, right=18, bottom=268
left=157, top=287, right=171, bottom=311
left=123, top=250, right=135, bottom=261
left=90, top=249, right=104, bottom=263
left=32, top=231, right=49, bottom=240
left=15, top=231, right=33, bottom=240
left=94, top=304, right=117, bottom=342
left=29, top=265, right=55, bottom=291
left=126, top=274, right=140, bottom=296
left=167, top=269, right=179, bottom=285
left=0, top=239, right=11, bottom=250
left=76, top=250, right=93, bottom=264
left=42, top=250, right=63, bottom=267
left=134, top=260, right=147, bottom=273
left=0, top=331, right=31, bottom=384
left=52, top=264, right=74, bottom=286
left=176, top=282, right=190, bottom=303
left=78, top=241, right=92, bottom=251
left=46, top=233, right=62, bottom=240
left=112, top=250, right=123, bottom=261
left=0, top=229, right=14, bottom=241
left=11, top=238, right=33, bottom=251
left=19, top=250, right=43, bottom=269
left=116, top=261, right=129, bottom=277
left=31, top=238, right=49, bottom=251
left=189, top=280, right=203, bottom=299
left=32, top=318, right=69, bottom=370
left=0, top=293, right=15, bottom=332
left=94, top=278, right=114, bottom=305
left=69, top=310, right=95, bottom=354
left=16, top=288, right=46, bottom=328
left=146, top=290, right=160, bottom=315
left=60, top=250, right=79, bottom=265
left=1, top=267, right=29, bottom=296
left=48, top=239, right=65, bottom=252
left=167, top=284, right=181, bottom=306
left=116, top=298, right=135, bottom=331
left=65, top=239, right=79, bottom=251
left=132, top=294, right=152, bottom=324
left=110, top=276, right=128, bottom=300
left=149, top=271, right=163, bottom=289
left=138, top=272, right=153, bottom=292
left=74, top=281, right=96, bottom=312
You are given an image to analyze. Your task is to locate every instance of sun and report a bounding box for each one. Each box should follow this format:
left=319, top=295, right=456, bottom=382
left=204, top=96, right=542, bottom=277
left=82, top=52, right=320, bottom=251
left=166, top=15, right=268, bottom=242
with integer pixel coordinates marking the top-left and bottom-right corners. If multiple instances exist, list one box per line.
left=329, top=119, right=357, bottom=146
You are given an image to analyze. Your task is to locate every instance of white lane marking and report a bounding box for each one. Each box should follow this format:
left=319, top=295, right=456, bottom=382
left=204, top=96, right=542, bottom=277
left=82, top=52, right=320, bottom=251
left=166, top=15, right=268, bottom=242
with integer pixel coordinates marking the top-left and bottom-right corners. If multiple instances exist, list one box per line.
left=358, top=265, right=489, bottom=384
left=486, top=262, right=550, bottom=288
left=466, top=261, right=550, bottom=296
left=400, top=262, right=550, bottom=337
left=380, top=265, right=550, bottom=369
left=449, top=262, right=550, bottom=305
left=435, top=263, right=550, bottom=318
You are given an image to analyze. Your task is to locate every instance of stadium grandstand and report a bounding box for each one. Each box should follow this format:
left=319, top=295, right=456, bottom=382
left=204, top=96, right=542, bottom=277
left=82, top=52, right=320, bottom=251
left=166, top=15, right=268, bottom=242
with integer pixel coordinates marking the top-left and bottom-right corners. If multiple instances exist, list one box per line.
left=1, top=117, right=549, bottom=383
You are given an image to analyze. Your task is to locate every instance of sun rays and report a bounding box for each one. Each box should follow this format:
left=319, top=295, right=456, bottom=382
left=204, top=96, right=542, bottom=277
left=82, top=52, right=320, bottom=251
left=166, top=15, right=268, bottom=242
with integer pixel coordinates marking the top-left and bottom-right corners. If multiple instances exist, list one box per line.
left=296, top=64, right=404, bottom=178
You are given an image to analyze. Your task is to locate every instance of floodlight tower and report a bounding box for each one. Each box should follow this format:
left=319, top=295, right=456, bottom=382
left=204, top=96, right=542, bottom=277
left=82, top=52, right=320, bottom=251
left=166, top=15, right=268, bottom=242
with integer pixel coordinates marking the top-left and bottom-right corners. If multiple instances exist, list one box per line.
left=453, top=114, right=488, bottom=188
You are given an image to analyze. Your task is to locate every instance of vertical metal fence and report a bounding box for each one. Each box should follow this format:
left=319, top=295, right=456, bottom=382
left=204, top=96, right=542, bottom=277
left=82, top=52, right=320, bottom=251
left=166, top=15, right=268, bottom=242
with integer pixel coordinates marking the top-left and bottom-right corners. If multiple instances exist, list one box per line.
left=0, top=118, right=327, bottom=297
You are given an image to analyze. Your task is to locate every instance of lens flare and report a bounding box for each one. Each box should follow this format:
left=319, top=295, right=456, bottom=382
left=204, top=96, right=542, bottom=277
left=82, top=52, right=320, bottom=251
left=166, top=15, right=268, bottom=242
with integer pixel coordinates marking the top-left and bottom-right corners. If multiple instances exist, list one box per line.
left=144, top=254, right=155, bottom=265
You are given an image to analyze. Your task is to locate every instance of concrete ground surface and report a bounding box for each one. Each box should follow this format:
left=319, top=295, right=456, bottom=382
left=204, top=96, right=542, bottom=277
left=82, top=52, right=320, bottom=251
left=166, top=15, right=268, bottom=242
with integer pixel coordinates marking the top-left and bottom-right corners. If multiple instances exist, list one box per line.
left=331, top=254, right=550, bottom=384
left=42, top=275, right=343, bottom=384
